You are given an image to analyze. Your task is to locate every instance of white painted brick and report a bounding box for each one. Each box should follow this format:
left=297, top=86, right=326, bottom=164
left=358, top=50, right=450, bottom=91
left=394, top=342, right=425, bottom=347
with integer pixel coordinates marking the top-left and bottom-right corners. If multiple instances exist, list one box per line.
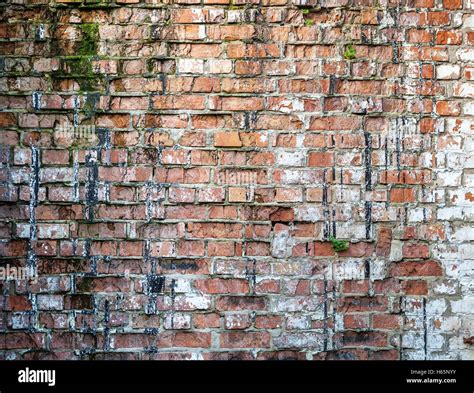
left=294, top=206, right=324, bottom=221
left=457, top=48, right=474, bottom=62
left=335, top=223, right=366, bottom=239
left=463, top=174, right=474, bottom=187
left=36, top=294, right=63, bottom=310
left=10, top=313, right=32, bottom=330
left=427, top=333, right=445, bottom=350
left=271, top=230, right=293, bottom=259
left=451, top=296, right=474, bottom=313
left=432, top=280, right=458, bottom=295
left=445, top=119, right=474, bottom=134
left=176, top=59, right=204, bottom=74
left=16, top=223, right=69, bottom=239
left=451, top=226, right=474, bottom=241
left=207, top=59, right=232, bottom=74
left=464, top=14, right=474, bottom=28
left=270, top=296, right=322, bottom=312
left=390, top=240, right=403, bottom=261
left=436, top=171, right=462, bottom=187
left=438, top=207, right=465, bottom=220
left=402, top=297, right=424, bottom=314
left=436, top=64, right=460, bottom=80
left=274, top=332, right=324, bottom=350
left=335, top=186, right=360, bottom=203
left=333, top=260, right=365, bottom=280
left=454, top=82, right=474, bottom=98
left=464, top=102, right=474, bottom=116
left=426, top=299, right=447, bottom=316
left=369, top=259, right=389, bottom=280
left=460, top=244, right=474, bottom=259
left=402, top=332, right=424, bottom=349
left=275, top=150, right=306, bottom=166
left=164, top=313, right=191, bottom=329
left=408, top=208, right=431, bottom=223
left=286, top=315, right=311, bottom=330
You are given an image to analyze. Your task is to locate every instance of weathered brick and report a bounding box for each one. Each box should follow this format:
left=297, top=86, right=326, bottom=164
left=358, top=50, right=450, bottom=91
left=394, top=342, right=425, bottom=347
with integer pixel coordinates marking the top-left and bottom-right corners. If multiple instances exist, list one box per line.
left=0, top=0, right=469, bottom=362
left=220, top=331, right=271, bottom=348
left=389, top=260, right=443, bottom=277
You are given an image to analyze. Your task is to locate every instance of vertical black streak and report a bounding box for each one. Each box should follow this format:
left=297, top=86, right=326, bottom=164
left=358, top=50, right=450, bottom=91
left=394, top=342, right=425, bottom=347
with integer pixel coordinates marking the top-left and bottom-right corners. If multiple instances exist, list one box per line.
left=85, top=154, right=99, bottom=222
left=423, top=298, right=428, bottom=360
left=364, top=131, right=372, bottom=191
left=365, top=201, right=372, bottom=240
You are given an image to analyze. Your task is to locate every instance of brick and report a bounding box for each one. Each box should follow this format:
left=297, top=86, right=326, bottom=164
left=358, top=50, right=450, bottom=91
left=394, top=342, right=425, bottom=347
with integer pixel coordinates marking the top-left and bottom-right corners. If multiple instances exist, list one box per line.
left=169, top=187, right=196, bottom=203
left=436, top=101, right=461, bottom=116
left=220, top=332, right=271, bottom=348
left=402, top=243, right=430, bottom=259
left=228, top=187, right=248, bottom=202
left=214, top=132, right=242, bottom=147
left=401, top=280, right=428, bottom=295
left=389, top=260, right=443, bottom=277
left=187, top=222, right=242, bottom=238
left=194, top=313, right=221, bottom=329
left=390, top=188, right=416, bottom=203
left=255, top=315, right=282, bottom=329
left=308, top=152, right=334, bottom=167
left=195, top=278, right=249, bottom=294
left=372, top=314, right=402, bottom=330
left=275, top=187, right=303, bottom=202
left=338, top=296, right=387, bottom=312
left=210, top=96, right=264, bottom=111
left=436, top=64, right=460, bottom=79
left=216, top=296, right=267, bottom=311
left=197, top=188, right=225, bottom=202
left=208, top=241, right=235, bottom=256
left=342, top=331, right=388, bottom=347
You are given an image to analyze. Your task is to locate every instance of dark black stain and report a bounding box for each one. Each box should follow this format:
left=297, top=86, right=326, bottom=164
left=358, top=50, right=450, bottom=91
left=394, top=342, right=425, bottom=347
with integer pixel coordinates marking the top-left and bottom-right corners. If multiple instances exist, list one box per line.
left=148, top=275, right=165, bottom=294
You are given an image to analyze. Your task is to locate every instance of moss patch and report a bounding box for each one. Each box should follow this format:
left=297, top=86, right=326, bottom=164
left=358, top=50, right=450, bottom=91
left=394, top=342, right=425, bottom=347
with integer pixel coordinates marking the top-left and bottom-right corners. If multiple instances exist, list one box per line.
left=78, top=24, right=99, bottom=56
left=63, top=56, right=100, bottom=92
left=343, top=44, right=356, bottom=60
left=329, top=236, right=350, bottom=252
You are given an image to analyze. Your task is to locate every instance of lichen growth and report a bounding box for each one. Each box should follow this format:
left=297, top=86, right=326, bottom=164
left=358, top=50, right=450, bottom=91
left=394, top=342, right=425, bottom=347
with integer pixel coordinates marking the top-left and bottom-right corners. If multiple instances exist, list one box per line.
left=329, top=236, right=350, bottom=252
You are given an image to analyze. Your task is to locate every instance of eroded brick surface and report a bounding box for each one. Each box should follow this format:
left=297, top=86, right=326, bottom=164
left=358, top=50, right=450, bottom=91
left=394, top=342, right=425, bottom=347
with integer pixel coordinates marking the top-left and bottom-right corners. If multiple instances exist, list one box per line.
left=0, top=0, right=473, bottom=360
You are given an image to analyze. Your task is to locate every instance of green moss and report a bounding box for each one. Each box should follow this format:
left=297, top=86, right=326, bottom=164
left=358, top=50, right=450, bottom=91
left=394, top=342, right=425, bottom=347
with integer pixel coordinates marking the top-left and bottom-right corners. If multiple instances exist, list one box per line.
left=62, top=56, right=100, bottom=92
left=227, top=0, right=245, bottom=9
left=78, top=23, right=99, bottom=56
left=343, top=44, right=357, bottom=60
left=304, top=19, right=314, bottom=27
left=329, top=236, right=350, bottom=252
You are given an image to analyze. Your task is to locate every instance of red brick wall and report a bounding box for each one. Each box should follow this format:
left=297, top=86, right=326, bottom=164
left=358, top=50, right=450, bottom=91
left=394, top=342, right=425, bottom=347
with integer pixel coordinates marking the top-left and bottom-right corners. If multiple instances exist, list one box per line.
left=1, top=0, right=473, bottom=360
